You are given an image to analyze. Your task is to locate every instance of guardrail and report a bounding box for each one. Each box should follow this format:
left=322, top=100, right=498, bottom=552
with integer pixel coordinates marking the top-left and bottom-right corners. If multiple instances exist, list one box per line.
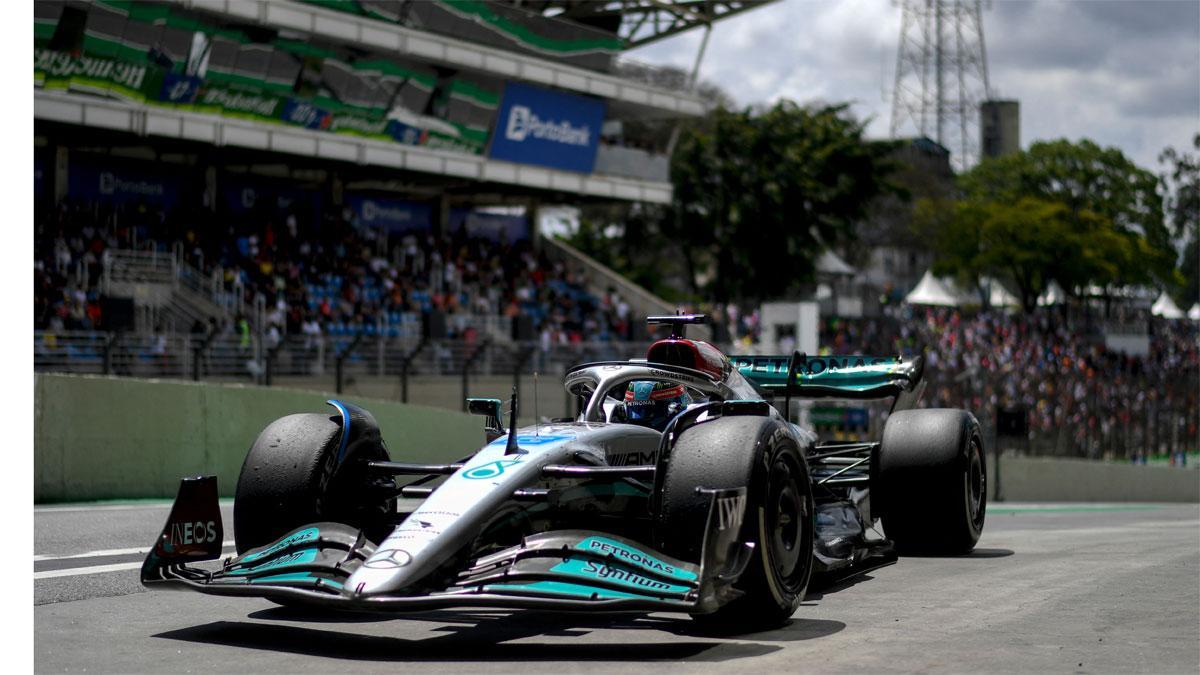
left=34, top=329, right=644, bottom=395
left=34, top=330, right=1198, bottom=463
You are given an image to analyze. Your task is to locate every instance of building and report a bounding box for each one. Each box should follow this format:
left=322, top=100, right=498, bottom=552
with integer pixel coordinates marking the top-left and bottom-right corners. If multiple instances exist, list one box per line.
left=980, top=99, right=1020, bottom=159
left=34, top=0, right=770, bottom=335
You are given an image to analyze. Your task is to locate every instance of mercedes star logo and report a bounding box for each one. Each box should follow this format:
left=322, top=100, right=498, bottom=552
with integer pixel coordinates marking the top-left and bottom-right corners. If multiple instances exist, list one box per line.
left=364, top=548, right=412, bottom=569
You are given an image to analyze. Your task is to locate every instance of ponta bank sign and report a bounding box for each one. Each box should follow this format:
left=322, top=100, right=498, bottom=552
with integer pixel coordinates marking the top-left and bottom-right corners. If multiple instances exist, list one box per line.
left=488, top=82, right=606, bottom=174
left=504, top=106, right=592, bottom=146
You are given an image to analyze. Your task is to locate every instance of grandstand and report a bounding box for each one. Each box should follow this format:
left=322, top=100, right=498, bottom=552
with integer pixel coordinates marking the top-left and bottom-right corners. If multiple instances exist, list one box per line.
left=34, top=0, right=772, bottom=412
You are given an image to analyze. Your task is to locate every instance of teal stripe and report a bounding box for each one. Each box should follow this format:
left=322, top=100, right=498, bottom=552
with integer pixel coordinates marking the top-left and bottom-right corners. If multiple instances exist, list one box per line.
left=484, top=581, right=645, bottom=600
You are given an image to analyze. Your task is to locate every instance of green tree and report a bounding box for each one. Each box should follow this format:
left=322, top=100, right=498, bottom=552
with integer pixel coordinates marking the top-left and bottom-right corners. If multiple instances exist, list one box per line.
left=958, top=139, right=1175, bottom=292
left=670, top=101, right=898, bottom=301
left=1160, top=134, right=1200, bottom=307
left=566, top=100, right=898, bottom=305
left=917, top=139, right=1178, bottom=310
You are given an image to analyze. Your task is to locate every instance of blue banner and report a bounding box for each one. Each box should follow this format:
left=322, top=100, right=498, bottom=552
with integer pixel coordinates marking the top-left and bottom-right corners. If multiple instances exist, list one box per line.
left=221, top=176, right=323, bottom=218
left=158, top=73, right=202, bottom=104
left=68, top=159, right=186, bottom=207
left=281, top=98, right=333, bottom=131
left=387, top=119, right=426, bottom=146
left=487, top=82, right=605, bottom=174
left=449, top=208, right=529, bottom=242
left=347, top=195, right=432, bottom=233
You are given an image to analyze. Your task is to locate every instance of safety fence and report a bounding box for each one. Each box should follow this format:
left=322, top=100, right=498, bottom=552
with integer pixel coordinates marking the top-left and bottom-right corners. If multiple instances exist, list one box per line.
left=33, top=330, right=1199, bottom=463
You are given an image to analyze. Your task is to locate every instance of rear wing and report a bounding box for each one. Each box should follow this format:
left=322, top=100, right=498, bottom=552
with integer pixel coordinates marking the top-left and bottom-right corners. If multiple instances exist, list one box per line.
left=730, top=353, right=925, bottom=410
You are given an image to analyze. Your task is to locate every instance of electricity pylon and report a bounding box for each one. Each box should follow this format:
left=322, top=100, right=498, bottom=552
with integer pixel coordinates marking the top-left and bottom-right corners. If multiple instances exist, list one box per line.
left=889, top=0, right=991, bottom=172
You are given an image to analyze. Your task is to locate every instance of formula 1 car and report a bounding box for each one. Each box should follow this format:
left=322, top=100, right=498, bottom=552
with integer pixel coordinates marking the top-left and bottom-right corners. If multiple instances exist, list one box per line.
left=142, top=315, right=986, bottom=627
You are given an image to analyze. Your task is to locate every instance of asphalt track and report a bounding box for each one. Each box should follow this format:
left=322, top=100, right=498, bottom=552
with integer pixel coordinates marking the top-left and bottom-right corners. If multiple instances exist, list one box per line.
left=35, top=501, right=1200, bottom=673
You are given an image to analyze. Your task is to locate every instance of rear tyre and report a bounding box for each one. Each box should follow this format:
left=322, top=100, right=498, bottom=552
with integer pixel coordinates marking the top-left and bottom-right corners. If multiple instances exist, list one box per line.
left=233, top=411, right=394, bottom=554
left=655, top=416, right=814, bottom=628
left=875, top=409, right=986, bottom=555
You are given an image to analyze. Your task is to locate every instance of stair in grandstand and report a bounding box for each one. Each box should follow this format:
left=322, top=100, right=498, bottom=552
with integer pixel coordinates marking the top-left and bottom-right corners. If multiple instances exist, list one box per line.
left=540, top=236, right=711, bottom=342
left=101, top=249, right=232, bottom=334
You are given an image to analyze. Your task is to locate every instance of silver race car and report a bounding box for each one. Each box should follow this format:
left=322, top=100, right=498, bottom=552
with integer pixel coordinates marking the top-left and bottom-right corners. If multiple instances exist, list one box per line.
left=142, top=315, right=986, bottom=627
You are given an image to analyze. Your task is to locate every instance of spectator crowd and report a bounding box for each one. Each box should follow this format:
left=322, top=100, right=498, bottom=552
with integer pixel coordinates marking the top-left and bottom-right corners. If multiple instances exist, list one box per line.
left=820, top=307, right=1200, bottom=460
left=35, top=196, right=639, bottom=346
left=33, top=195, right=1199, bottom=463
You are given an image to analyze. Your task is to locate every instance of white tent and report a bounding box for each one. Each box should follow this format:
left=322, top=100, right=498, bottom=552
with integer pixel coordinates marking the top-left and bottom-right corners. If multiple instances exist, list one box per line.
left=980, top=277, right=1020, bottom=308
left=905, top=270, right=962, bottom=306
left=1151, top=292, right=1185, bottom=319
left=1037, top=280, right=1067, bottom=307
left=815, top=250, right=857, bottom=277
left=1189, top=303, right=1200, bottom=321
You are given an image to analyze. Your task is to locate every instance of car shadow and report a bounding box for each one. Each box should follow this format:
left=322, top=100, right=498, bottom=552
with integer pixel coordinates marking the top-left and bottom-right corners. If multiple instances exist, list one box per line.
left=248, top=605, right=845, bottom=641
left=898, top=547, right=1015, bottom=559
left=156, top=610, right=846, bottom=662
left=153, top=619, right=777, bottom=662
left=804, top=572, right=878, bottom=601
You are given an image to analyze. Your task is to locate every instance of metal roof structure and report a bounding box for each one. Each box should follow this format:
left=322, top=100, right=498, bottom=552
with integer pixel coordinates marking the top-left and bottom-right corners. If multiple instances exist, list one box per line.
left=521, top=0, right=778, bottom=49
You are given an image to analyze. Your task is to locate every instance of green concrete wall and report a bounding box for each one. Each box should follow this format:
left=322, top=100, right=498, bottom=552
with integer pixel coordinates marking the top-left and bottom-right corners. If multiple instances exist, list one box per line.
left=34, top=373, right=482, bottom=502
left=992, top=455, right=1199, bottom=503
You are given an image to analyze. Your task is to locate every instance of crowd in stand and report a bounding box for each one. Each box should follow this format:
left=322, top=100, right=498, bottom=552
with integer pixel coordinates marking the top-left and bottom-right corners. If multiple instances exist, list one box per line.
left=820, top=307, right=1200, bottom=459
left=34, top=197, right=638, bottom=345
left=32, top=198, right=1200, bottom=462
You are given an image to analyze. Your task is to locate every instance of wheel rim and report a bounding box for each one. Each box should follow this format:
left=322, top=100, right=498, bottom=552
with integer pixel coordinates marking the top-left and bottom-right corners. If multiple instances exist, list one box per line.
left=765, top=454, right=810, bottom=589
left=966, top=437, right=985, bottom=529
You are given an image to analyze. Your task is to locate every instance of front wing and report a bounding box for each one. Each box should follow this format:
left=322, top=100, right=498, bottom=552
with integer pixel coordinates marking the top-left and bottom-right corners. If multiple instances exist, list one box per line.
left=141, top=477, right=753, bottom=615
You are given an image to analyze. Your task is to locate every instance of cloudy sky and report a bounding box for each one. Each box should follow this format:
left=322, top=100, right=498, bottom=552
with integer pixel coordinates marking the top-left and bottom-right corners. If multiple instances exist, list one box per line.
left=630, top=0, right=1200, bottom=172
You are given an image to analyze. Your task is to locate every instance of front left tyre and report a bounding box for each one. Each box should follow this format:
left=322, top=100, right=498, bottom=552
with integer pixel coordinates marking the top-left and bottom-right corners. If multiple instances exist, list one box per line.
left=654, top=415, right=815, bottom=627
left=233, top=409, right=394, bottom=554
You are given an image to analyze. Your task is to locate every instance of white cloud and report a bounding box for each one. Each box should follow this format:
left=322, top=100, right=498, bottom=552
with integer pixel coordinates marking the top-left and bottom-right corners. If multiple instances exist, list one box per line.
left=629, top=0, right=1199, bottom=171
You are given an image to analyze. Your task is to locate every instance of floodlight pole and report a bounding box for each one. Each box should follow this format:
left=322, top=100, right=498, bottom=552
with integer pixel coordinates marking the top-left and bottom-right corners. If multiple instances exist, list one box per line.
left=665, top=21, right=713, bottom=157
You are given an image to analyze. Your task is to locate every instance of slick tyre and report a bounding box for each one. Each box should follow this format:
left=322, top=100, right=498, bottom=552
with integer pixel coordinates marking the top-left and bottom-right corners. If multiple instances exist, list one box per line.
left=655, top=415, right=815, bottom=628
left=875, top=409, right=986, bottom=555
left=233, top=412, right=393, bottom=554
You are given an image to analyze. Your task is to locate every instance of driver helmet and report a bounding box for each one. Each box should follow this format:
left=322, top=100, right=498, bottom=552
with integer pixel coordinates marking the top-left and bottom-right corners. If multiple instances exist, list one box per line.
left=624, top=381, right=692, bottom=432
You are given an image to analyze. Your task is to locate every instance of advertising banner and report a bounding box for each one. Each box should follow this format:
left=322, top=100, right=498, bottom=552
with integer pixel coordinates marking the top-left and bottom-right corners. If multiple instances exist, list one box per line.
left=194, top=85, right=284, bottom=121
left=221, top=176, right=323, bottom=218
left=280, top=98, right=333, bottom=131
left=387, top=119, right=427, bottom=146
left=449, top=208, right=529, bottom=242
left=158, top=73, right=203, bottom=105
left=68, top=159, right=187, bottom=208
left=330, top=111, right=392, bottom=140
left=487, top=81, right=605, bottom=173
left=347, top=195, right=433, bottom=233
left=35, top=48, right=164, bottom=102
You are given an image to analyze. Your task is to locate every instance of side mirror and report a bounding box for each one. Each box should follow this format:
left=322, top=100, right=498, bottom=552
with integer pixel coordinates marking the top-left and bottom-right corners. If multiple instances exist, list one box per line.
left=466, top=398, right=504, bottom=442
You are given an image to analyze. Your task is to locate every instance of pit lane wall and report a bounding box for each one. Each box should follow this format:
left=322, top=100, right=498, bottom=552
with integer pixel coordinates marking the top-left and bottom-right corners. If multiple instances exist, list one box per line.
left=34, top=373, right=481, bottom=502
left=989, top=455, right=1198, bottom=503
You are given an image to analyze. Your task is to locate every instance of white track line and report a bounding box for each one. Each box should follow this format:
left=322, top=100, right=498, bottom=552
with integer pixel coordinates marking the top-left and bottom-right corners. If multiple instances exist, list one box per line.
left=34, top=561, right=145, bottom=579
left=35, top=504, right=171, bottom=513
left=35, top=500, right=234, bottom=514
left=34, top=541, right=235, bottom=562
left=34, top=542, right=237, bottom=579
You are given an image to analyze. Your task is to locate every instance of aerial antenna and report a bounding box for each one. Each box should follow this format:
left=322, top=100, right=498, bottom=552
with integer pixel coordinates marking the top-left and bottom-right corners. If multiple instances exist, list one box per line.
left=504, top=385, right=521, bottom=455
left=646, top=314, right=707, bottom=339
